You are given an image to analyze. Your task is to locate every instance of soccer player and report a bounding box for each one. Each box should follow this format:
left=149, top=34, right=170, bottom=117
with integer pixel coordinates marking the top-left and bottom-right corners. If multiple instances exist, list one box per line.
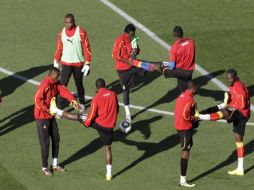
left=175, top=81, right=197, bottom=187
left=128, top=26, right=195, bottom=92
left=54, top=13, right=91, bottom=112
left=49, top=78, right=119, bottom=181
left=196, top=69, right=250, bottom=176
left=160, top=26, right=195, bottom=92
left=34, top=67, right=79, bottom=176
left=112, top=23, right=145, bottom=122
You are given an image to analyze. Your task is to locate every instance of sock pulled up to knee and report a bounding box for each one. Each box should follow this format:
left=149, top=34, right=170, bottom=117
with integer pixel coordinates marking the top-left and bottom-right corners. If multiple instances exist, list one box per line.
left=199, top=111, right=223, bottom=121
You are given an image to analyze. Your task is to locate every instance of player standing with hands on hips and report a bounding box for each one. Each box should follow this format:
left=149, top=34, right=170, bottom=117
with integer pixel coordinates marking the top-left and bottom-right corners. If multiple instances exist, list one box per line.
left=54, top=13, right=91, bottom=112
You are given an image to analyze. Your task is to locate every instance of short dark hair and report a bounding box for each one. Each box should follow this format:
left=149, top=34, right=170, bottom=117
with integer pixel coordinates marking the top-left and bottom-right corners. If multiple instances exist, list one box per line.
left=173, top=26, right=183, bottom=38
left=96, top=78, right=106, bottom=89
left=227, top=69, right=237, bottom=78
left=124, top=24, right=136, bottom=33
left=186, top=80, right=196, bottom=90
left=65, top=13, right=75, bottom=21
left=49, top=67, right=60, bottom=75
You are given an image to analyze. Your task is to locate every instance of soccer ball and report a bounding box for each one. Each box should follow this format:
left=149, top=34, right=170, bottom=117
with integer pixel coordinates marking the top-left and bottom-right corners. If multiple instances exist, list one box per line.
left=78, top=114, right=88, bottom=123
left=119, top=120, right=132, bottom=133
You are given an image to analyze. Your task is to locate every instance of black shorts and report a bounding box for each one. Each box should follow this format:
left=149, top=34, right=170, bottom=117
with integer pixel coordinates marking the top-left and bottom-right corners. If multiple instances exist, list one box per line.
left=163, top=68, right=193, bottom=91
left=91, top=121, right=113, bottom=146
left=117, top=67, right=146, bottom=90
left=177, top=129, right=193, bottom=151
left=226, top=108, right=248, bottom=136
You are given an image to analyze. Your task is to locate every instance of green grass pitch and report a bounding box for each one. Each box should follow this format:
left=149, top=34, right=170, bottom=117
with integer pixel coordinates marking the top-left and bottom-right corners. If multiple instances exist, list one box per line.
left=0, top=0, right=254, bottom=189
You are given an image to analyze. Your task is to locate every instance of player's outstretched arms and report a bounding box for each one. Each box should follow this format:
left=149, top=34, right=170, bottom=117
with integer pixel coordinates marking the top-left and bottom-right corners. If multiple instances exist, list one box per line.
left=61, top=111, right=79, bottom=121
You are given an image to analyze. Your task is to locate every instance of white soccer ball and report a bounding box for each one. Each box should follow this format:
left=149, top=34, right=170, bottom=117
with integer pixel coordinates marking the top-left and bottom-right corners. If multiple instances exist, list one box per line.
left=119, top=121, right=132, bottom=133
left=78, top=114, right=88, bottom=123
left=81, top=114, right=88, bottom=121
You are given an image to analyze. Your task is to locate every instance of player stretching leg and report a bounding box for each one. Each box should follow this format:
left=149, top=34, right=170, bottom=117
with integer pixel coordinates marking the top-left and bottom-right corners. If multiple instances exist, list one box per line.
left=49, top=78, right=119, bottom=180
left=196, top=69, right=250, bottom=176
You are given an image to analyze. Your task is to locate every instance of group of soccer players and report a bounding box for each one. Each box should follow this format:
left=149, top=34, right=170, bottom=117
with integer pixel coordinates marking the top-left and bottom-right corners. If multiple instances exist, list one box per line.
left=33, top=13, right=251, bottom=188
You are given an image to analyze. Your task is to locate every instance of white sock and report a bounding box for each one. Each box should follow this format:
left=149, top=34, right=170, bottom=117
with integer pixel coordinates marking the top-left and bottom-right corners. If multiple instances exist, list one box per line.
left=199, top=114, right=211, bottom=120
left=52, top=158, right=58, bottom=167
left=217, top=103, right=225, bottom=110
left=237, top=158, right=244, bottom=171
left=124, top=105, right=130, bottom=116
left=56, top=108, right=63, bottom=117
left=180, top=175, right=186, bottom=183
left=42, top=167, right=47, bottom=170
left=106, top=165, right=112, bottom=176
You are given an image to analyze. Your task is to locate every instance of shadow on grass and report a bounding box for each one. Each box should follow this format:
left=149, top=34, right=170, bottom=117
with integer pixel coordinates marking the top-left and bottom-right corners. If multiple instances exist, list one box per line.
left=190, top=139, right=254, bottom=182
left=60, top=115, right=163, bottom=167
left=106, top=71, right=161, bottom=96
left=113, top=129, right=197, bottom=178
left=0, top=65, right=51, bottom=97
left=0, top=105, right=34, bottom=136
left=132, top=69, right=225, bottom=120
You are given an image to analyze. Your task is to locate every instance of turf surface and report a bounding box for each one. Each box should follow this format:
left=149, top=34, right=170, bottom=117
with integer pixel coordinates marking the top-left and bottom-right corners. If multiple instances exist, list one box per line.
left=0, top=0, right=254, bottom=189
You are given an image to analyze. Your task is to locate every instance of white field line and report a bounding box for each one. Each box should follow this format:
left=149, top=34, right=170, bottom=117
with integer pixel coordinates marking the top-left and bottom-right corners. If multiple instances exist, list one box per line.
left=99, top=0, right=254, bottom=112
left=0, top=67, right=172, bottom=117
left=1, top=66, right=254, bottom=126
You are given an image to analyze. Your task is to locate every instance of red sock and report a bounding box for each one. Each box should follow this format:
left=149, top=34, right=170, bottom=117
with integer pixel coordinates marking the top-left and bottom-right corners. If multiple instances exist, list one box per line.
left=237, top=146, right=244, bottom=158
left=209, top=113, right=221, bottom=121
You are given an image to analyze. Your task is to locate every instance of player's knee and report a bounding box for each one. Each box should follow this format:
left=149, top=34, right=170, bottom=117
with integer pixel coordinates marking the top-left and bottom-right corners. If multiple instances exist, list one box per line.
left=41, top=143, right=49, bottom=152
left=221, top=109, right=230, bottom=120
left=104, top=145, right=111, bottom=150
left=181, top=151, right=190, bottom=159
